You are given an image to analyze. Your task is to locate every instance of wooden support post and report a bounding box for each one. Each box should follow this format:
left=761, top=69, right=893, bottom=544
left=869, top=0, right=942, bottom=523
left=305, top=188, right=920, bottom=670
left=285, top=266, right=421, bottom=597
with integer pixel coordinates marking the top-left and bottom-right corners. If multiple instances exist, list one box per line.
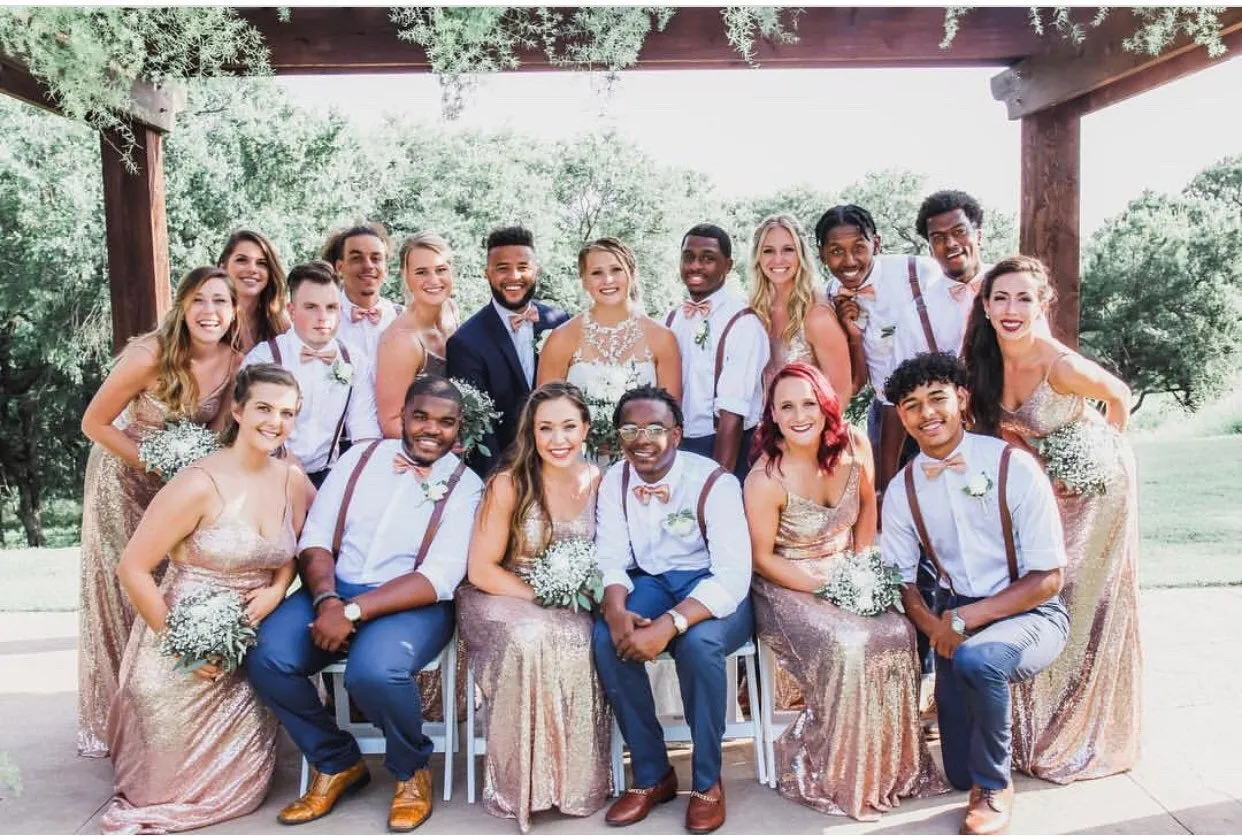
left=100, top=125, right=171, bottom=353
left=1020, top=100, right=1082, bottom=348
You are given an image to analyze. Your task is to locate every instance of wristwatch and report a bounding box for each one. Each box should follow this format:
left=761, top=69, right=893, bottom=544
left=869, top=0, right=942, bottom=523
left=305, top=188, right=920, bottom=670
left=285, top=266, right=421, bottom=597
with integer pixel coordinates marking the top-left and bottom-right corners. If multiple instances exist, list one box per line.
left=666, top=609, right=689, bottom=636
left=949, top=609, right=967, bottom=636
left=342, top=601, right=364, bottom=623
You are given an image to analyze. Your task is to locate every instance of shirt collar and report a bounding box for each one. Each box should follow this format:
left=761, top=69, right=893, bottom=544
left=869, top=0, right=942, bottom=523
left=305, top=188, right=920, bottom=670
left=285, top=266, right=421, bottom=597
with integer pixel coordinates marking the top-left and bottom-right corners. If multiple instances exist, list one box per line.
left=631, top=451, right=685, bottom=492
left=390, top=443, right=459, bottom=480
left=288, top=330, right=338, bottom=357
left=343, top=294, right=390, bottom=314
left=492, top=297, right=534, bottom=325
left=915, top=430, right=972, bottom=470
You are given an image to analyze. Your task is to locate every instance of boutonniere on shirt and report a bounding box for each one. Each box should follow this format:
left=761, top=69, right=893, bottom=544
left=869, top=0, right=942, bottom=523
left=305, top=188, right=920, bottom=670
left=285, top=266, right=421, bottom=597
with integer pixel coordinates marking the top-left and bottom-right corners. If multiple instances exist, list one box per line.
left=693, top=319, right=711, bottom=351
left=662, top=508, right=697, bottom=537
left=421, top=480, right=449, bottom=503
left=329, top=359, right=353, bottom=386
left=962, top=471, right=994, bottom=508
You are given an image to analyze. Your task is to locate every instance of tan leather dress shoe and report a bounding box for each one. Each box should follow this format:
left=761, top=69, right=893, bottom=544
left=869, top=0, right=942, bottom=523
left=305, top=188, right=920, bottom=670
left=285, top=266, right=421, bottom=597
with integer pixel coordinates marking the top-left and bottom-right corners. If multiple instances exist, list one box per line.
left=277, top=761, right=370, bottom=825
left=388, top=767, right=434, bottom=832
left=961, top=784, right=1014, bottom=835
left=685, top=781, right=726, bottom=834
left=605, top=767, right=678, bottom=827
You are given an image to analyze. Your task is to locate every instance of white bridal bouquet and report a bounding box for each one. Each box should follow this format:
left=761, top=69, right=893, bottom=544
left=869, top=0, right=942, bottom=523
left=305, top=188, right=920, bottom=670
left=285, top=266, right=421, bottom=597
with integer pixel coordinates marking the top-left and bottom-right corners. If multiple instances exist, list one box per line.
left=815, top=546, right=905, bottom=617
left=583, top=363, right=641, bottom=462
left=138, top=420, right=220, bottom=481
left=1034, top=421, right=1118, bottom=497
left=158, top=587, right=257, bottom=675
left=521, top=537, right=604, bottom=613
left=450, top=378, right=503, bottom=459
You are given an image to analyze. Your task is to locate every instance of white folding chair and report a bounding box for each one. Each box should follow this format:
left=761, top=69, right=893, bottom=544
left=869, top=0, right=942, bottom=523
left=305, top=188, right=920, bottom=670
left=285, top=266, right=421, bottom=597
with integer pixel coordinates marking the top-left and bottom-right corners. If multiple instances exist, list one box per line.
left=298, top=635, right=457, bottom=801
left=610, top=639, right=766, bottom=792
left=463, top=663, right=485, bottom=803
left=757, top=636, right=801, bottom=789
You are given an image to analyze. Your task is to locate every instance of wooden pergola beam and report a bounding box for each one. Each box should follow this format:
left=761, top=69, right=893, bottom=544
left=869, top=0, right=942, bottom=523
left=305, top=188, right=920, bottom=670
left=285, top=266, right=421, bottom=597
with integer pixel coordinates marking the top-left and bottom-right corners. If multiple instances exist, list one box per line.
left=992, top=8, right=1242, bottom=120
left=0, top=54, right=183, bottom=130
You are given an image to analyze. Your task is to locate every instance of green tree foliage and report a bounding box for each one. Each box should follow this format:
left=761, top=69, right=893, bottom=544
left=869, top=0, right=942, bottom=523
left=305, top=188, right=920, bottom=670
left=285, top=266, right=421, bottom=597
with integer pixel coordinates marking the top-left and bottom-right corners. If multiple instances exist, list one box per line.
left=1184, top=154, right=1242, bottom=217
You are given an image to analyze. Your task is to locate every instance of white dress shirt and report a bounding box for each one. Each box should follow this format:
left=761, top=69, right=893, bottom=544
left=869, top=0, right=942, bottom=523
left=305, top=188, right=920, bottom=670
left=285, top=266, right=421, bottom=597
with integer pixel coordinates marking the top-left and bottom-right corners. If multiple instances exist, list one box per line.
left=827, top=254, right=943, bottom=401
left=298, top=440, right=483, bottom=599
left=337, top=295, right=401, bottom=364
left=890, top=263, right=993, bottom=366
left=881, top=432, right=1067, bottom=599
left=666, top=287, right=770, bottom=437
left=595, top=451, right=752, bottom=618
left=243, top=332, right=381, bottom=474
left=492, top=298, right=535, bottom=387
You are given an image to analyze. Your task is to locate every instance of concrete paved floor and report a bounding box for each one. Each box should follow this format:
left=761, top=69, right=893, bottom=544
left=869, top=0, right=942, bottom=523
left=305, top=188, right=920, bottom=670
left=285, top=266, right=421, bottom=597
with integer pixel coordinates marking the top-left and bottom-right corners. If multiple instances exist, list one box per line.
left=1, top=587, right=1240, bottom=834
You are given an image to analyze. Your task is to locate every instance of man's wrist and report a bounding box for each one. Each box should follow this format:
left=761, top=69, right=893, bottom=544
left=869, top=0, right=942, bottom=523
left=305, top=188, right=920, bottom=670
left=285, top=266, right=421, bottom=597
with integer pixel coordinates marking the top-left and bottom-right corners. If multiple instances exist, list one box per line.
left=312, top=590, right=342, bottom=611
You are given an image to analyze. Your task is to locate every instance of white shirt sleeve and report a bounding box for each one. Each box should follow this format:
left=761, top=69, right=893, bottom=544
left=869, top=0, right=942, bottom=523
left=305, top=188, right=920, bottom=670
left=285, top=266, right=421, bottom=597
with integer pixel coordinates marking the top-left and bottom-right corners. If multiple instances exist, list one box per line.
left=345, top=359, right=381, bottom=443
left=595, top=465, right=635, bottom=593
left=713, top=314, right=769, bottom=419
left=1006, top=449, right=1069, bottom=574
left=297, top=443, right=366, bottom=555
left=415, top=469, right=484, bottom=600
left=685, top=473, right=752, bottom=617
left=880, top=471, right=922, bottom=585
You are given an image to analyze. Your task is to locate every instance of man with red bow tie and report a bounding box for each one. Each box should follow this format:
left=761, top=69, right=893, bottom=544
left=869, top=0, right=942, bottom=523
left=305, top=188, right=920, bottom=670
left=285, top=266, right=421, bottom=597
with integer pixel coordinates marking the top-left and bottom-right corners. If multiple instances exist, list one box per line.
left=247, top=375, right=482, bottom=832
left=243, top=260, right=380, bottom=488
left=331, top=223, right=404, bottom=364
left=592, top=385, right=753, bottom=835
left=881, top=352, right=1068, bottom=836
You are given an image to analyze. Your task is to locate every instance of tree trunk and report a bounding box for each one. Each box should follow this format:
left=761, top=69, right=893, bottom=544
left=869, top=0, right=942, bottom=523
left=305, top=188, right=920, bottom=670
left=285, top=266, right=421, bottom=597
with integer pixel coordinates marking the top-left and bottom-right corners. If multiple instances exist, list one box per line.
left=14, top=402, right=43, bottom=548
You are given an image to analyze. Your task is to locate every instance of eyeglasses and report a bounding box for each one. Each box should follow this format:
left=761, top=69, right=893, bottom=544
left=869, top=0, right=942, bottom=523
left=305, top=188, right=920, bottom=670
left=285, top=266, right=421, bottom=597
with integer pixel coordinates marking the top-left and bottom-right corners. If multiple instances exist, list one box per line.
left=618, top=424, right=671, bottom=443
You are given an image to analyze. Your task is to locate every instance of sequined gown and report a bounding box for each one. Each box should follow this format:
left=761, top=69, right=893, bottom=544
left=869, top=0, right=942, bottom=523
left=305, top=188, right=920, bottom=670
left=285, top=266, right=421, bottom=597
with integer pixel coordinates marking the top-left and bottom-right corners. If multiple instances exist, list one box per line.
left=1004, top=365, right=1142, bottom=783
left=101, top=470, right=296, bottom=833
left=751, top=459, right=946, bottom=820
left=762, top=328, right=813, bottom=392
left=78, top=381, right=229, bottom=758
left=456, top=497, right=613, bottom=832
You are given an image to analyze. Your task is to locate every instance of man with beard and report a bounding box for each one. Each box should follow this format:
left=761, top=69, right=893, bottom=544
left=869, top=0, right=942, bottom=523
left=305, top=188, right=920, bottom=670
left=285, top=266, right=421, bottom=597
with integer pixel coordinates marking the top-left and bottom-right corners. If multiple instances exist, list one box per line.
left=446, top=226, right=570, bottom=476
left=331, top=223, right=404, bottom=363
left=246, top=376, right=483, bottom=832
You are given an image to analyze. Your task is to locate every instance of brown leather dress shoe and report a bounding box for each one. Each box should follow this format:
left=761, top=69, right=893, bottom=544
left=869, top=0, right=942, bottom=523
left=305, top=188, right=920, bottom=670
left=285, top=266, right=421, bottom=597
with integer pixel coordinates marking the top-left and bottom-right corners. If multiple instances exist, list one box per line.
left=605, top=767, right=678, bottom=827
left=277, top=761, right=370, bottom=825
left=388, top=767, right=434, bottom=832
left=961, top=784, right=1014, bottom=835
left=685, top=781, right=726, bottom=834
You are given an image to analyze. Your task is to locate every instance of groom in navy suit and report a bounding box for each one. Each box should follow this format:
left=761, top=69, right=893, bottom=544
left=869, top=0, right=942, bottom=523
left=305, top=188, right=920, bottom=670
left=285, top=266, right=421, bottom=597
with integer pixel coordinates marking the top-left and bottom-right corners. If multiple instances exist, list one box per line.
left=447, top=226, right=569, bottom=476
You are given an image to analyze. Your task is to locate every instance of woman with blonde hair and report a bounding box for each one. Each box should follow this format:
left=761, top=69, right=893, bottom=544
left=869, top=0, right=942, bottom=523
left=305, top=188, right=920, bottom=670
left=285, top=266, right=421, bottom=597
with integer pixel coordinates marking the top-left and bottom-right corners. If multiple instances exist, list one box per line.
left=217, top=230, right=290, bottom=354
left=747, top=214, right=853, bottom=401
left=77, top=266, right=243, bottom=757
left=375, top=232, right=460, bottom=438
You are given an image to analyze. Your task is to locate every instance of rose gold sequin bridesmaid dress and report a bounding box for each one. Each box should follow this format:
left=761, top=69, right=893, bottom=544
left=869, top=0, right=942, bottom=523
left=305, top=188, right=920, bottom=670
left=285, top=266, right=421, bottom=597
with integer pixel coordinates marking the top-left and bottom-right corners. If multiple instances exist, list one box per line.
left=101, top=468, right=296, bottom=833
left=78, top=379, right=229, bottom=758
left=1004, top=360, right=1142, bottom=783
left=457, top=496, right=613, bottom=832
left=752, top=459, right=947, bottom=820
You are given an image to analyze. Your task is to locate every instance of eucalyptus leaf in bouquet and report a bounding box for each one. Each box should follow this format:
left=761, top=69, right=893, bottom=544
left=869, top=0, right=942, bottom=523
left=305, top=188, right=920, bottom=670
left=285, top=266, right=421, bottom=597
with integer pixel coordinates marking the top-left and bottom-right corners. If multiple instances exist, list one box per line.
left=158, top=587, right=257, bottom=674
left=815, top=546, right=904, bottom=617
left=450, top=378, right=503, bottom=459
left=1034, top=421, right=1119, bottom=496
left=138, top=420, right=220, bottom=481
left=521, top=537, right=604, bottom=612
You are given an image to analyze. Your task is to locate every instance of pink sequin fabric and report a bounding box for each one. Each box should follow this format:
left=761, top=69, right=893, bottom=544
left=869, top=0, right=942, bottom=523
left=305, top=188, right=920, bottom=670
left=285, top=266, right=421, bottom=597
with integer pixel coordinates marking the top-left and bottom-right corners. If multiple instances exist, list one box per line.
left=457, top=495, right=613, bottom=832
left=101, top=476, right=296, bottom=833
left=1004, top=370, right=1142, bottom=783
left=77, top=382, right=228, bottom=758
left=752, top=461, right=947, bottom=821
left=762, top=328, right=814, bottom=394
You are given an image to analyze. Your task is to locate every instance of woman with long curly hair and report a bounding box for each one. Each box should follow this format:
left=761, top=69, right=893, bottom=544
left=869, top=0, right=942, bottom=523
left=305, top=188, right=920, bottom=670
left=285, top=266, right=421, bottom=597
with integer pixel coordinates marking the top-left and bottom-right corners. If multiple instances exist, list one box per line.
left=962, top=255, right=1140, bottom=783
left=456, top=382, right=612, bottom=832
left=745, top=362, right=944, bottom=820
left=77, top=266, right=242, bottom=757
left=218, top=230, right=290, bottom=353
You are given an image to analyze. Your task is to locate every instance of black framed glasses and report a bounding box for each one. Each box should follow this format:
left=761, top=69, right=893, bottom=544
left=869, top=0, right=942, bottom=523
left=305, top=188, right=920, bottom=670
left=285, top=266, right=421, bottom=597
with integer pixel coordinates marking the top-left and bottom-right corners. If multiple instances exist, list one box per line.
left=618, top=424, right=671, bottom=443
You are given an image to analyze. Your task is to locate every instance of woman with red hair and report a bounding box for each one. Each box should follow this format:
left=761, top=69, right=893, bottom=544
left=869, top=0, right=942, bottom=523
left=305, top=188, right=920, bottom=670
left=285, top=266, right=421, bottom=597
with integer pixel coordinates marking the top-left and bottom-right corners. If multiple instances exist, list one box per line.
left=745, top=362, right=944, bottom=820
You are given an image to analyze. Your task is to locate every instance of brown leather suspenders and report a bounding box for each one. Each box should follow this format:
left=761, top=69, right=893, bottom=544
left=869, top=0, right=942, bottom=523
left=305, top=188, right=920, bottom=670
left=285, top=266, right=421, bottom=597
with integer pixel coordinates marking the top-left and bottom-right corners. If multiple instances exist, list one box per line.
left=268, top=338, right=354, bottom=465
left=906, top=255, right=940, bottom=354
left=666, top=305, right=757, bottom=429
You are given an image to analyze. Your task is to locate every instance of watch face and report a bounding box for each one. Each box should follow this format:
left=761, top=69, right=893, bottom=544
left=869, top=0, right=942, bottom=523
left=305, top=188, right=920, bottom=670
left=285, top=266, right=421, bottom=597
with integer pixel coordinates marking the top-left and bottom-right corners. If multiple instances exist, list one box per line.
left=344, top=603, right=362, bottom=622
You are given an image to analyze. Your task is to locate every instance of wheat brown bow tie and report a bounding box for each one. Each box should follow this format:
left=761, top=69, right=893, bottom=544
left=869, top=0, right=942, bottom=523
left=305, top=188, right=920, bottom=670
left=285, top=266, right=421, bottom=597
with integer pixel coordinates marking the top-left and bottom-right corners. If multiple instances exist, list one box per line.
left=351, top=305, right=382, bottom=324
left=392, top=454, right=431, bottom=480
left=509, top=307, right=539, bottom=332
left=633, top=483, right=671, bottom=505
left=836, top=284, right=877, bottom=301
left=948, top=279, right=981, bottom=302
left=681, top=299, right=712, bottom=319
left=299, top=346, right=337, bottom=365
left=921, top=452, right=968, bottom=480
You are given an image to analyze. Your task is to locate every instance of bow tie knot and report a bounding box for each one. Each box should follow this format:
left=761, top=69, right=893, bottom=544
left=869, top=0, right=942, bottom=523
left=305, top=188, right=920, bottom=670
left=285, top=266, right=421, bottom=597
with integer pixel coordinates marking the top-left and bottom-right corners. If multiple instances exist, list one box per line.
left=921, top=452, right=968, bottom=480
left=392, top=454, right=432, bottom=480
left=351, top=305, right=382, bottom=325
left=948, top=279, right=982, bottom=302
left=633, top=483, right=671, bottom=505
left=836, top=284, right=877, bottom=301
left=508, top=306, right=539, bottom=332
left=680, top=299, right=712, bottom=319
left=299, top=346, right=337, bottom=365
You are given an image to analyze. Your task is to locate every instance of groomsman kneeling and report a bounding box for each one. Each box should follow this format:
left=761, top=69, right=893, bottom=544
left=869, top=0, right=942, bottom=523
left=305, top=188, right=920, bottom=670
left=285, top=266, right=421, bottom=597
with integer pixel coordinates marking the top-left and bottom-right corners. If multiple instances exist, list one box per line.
left=245, top=376, right=483, bottom=831
left=593, top=385, right=754, bottom=834
left=880, top=352, right=1069, bottom=836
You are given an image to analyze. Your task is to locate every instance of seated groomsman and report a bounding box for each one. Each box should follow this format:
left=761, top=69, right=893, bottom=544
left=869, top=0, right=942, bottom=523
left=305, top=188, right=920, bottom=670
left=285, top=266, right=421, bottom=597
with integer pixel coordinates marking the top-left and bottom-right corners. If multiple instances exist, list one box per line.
left=331, top=223, right=403, bottom=363
left=593, top=385, right=753, bottom=834
left=881, top=352, right=1069, bottom=836
left=243, top=260, right=380, bottom=488
left=246, top=376, right=483, bottom=831
left=666, top=224, right=769, bottom=482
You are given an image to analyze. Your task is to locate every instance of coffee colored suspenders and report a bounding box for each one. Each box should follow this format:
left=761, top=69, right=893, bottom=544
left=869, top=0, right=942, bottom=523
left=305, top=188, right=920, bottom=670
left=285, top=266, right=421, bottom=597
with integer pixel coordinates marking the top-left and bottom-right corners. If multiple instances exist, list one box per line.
left=666, top=306, right=757, bottom=429
left=267, top=337, right=354, bottom=466
left=329, top=439, right=469, bottom=569
left=905, top=255, right=939, bottom=354
left=903, top=445, right=1018, bottom=595
left=620, top=462, right=727, bottom=547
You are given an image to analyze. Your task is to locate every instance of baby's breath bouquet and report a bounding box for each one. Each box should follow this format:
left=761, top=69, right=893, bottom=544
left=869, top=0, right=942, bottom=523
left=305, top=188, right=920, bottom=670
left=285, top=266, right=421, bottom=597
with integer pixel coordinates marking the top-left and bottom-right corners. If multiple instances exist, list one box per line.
left=583, top=363, right=641, bottom=462
left=1034, top=421, right=1118, bottom=497
left=450, top=378, right=502, bottom=459
left=521, top=537, right=604, bottom=612
left=815, top=546, right=904, bottom=617
left=159, top=587, right=257, bottom=675
left=138, top=419, right=220, bottom=481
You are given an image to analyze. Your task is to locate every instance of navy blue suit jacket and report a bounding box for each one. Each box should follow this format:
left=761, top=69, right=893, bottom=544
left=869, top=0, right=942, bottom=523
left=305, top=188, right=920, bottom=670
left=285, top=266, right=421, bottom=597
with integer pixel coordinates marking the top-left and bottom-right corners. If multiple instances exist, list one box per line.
left=446, top=300, right=569, bottom=477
